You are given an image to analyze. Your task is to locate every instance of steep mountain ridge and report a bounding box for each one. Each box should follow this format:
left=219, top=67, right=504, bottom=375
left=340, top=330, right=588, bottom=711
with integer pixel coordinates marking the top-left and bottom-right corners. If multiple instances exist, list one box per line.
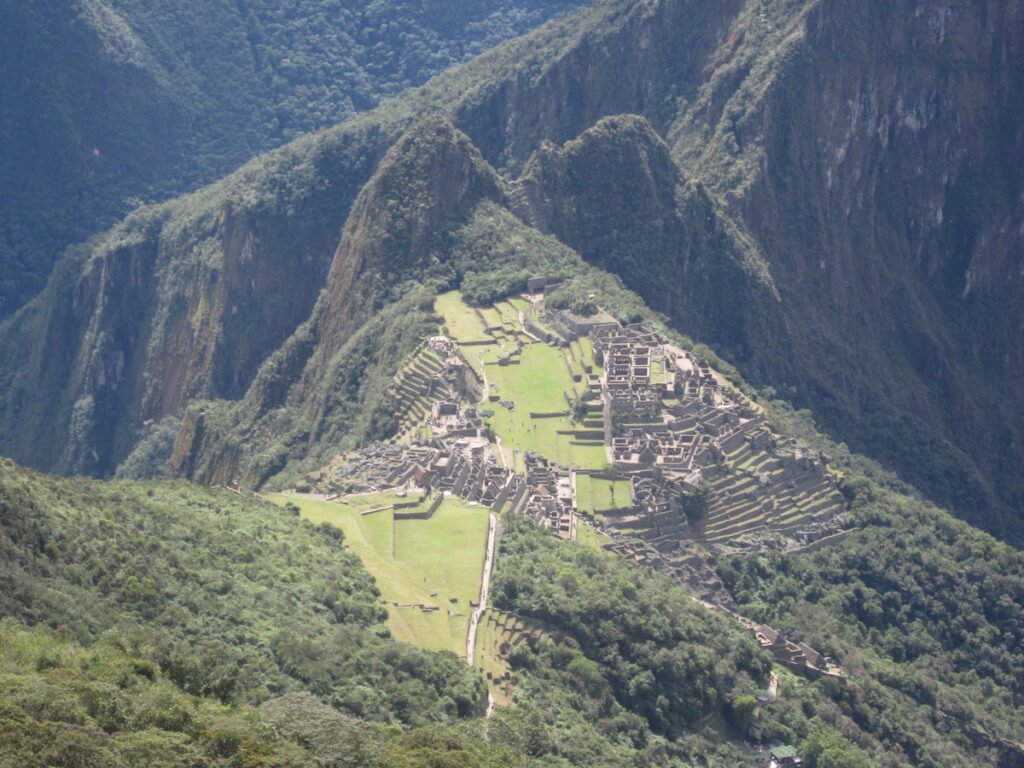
left=0, top=0, right=716, bottom=482
left=513, top=114, right=781, bottom=357
left=1, top=0, right=1022, bottom=539
left=668, top=0, right=1024, bottom=533
left=317, top=116, right=507, bottom=351
left=0, top=0, right=589, bottom=317
left=169, top=117, right=509, bottom=486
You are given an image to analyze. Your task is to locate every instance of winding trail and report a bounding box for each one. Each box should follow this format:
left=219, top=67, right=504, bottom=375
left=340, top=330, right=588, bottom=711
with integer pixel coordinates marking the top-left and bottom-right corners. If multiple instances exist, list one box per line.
left=467, top=511, right=499, bottom=715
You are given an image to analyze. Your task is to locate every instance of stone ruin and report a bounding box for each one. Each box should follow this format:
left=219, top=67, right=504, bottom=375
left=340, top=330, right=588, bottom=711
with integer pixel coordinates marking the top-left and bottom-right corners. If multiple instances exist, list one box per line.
left=305, top=292, right=847, bottom=681
left=582, top=323, right=846, bottom=554
left=522, top=453, right=575, bottom=538
left=390, top=337, right=482, bottom=440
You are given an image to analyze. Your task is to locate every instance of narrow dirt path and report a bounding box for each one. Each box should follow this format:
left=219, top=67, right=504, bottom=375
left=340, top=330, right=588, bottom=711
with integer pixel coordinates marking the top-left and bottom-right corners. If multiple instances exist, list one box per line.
left=467, top=511, right=499, bottom=715
left=467, top=512, right=498, bottom=664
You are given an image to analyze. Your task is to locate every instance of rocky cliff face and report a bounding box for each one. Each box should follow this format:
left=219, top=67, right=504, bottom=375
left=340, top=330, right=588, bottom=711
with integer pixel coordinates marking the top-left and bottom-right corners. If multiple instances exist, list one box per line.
left=2, top=0, right=1021, bottom=539
left=495, top=0, right=1024, bottom=536
left=669, top=0, right=1024, bottom=534
left=0, top=133, right=381, bottom=476
left=169, top=117, right=506, bottom=486
left=513, top=114, right=781, bottom=361
left=0, top=0, right=587, bottom=318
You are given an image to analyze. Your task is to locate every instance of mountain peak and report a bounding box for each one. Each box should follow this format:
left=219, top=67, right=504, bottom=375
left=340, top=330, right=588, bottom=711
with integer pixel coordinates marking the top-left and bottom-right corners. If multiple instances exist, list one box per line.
left=320, top=116, right=505, bottom=341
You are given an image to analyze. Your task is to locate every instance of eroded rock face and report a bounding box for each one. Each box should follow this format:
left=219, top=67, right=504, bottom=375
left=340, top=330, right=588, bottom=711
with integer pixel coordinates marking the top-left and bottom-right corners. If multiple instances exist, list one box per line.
left=697, top=0, right=1024, bottom=535
left=507, top=0, right=1024, bottom=536
left=0, top=0, right=590, bottom=319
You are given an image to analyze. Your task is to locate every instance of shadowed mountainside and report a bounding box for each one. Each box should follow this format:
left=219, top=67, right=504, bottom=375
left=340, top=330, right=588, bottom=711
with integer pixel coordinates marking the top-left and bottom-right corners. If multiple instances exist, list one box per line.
left=0, top=0, right=1021, bottom=540
left=0, top=0, right=588, bottom=316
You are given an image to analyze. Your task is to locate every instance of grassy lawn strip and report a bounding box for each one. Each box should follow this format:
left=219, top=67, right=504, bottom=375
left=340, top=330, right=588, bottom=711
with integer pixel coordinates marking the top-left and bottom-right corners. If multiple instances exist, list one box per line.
left=435, top=290, right=491, bottom=342
left=574, top=521, right=613, bottom=550
left=267, top=493, right=488, bottom=657
left=576, top=476, right=632, bottom=512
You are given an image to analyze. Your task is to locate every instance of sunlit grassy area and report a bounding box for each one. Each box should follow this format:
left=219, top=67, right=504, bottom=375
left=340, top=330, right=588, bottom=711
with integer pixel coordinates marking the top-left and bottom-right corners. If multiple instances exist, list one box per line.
left=576, top=475, right=632, bottom=512
left=486, top=343, right=572, bottom=411
left=266, top=493, right=488, bottom=657
left=574, top=521, right=613, bottom=550
left=478, top=306, right=504, bottom=329
left=483, top=343, right=587, bottom=470
left=494, top=300, right=522, bottom=330
left=435, top=290, right=490, bottom=342
left=475, top=337, right=611, bottom=471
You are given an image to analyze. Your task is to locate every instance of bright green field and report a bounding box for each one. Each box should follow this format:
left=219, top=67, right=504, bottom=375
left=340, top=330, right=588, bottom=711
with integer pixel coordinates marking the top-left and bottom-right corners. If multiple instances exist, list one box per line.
left=494, top=301, right=522, bottom=330
left=478, top=306, right=504, bottom=329
left=267, top=493, right=489, bottom=657
left=480, top=341, right=610, bottom=471
left=435, top=291, right=491, bottom=342
left=486, top=343, right=573, bottom=411
left=483, top=343, right=590, bottom=470
left=575, top=522, right=613, bottom=550
left=576, top=476, right=632, bottom=512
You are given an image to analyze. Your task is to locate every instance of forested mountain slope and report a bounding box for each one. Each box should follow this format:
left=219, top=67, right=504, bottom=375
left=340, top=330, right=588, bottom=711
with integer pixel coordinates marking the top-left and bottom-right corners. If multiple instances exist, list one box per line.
left=0, top=0, right=586, bottom=316
left=0, top=458, right=794, bottom=766
left=0, top=0, right=1021, bottom=544
left=2, top=450, right=1021, bottom=766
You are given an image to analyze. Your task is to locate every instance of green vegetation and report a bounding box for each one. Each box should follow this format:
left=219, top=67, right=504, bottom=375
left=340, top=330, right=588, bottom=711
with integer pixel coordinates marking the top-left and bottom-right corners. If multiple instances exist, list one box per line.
left=267, top=492, right=489, bottom=657
left=692, top=403, right=1024, bottom=766
left=0, top=620, right=317, bottom=766
left=0, top=0, right=587, bottom=317
left=716, top=487, right=1024, bottom=765
left=482, top=342, right=608, bottom=471
left=492, top=514, right=772, bottom=735
left=575, top=475, right=632, bottom=513
left=436, top=291, right=492, bottom=342
left=0, top=459, right=486, bottom=725
left=0, top=621, right=532, bottom=768
left=546, top=281, right=600, bottom=316
left=2, top=449, right=1020, bottom=766
left=472, top=609, right=551, bottom=707
left=573, top=521, right=613, bottom=550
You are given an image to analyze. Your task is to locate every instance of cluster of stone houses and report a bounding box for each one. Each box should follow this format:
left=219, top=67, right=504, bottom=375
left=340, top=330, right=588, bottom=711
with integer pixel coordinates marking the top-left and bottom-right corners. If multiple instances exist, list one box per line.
left=307, top=286, right=847, bottom=685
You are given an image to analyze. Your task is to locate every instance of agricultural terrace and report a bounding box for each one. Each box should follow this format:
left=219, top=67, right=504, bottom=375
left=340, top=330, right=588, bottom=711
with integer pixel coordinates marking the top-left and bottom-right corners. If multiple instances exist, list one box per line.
left=474, top=609, right=550, bottom=707
left=435, top=291, right=491, bottom=343
left=267, top=492, right=489, bottom=657
left=574, top=521, right=613, bottom=551
left=434, top=290, right=608, bottom=473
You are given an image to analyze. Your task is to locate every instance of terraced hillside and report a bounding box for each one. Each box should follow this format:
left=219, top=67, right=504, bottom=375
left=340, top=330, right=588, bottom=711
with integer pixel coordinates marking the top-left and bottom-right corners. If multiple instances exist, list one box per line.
left=388, top=345, right=457, bottom=443
left=473, top=608, right=555, bottom=707
left=299, top=287, right=849, bottom=555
